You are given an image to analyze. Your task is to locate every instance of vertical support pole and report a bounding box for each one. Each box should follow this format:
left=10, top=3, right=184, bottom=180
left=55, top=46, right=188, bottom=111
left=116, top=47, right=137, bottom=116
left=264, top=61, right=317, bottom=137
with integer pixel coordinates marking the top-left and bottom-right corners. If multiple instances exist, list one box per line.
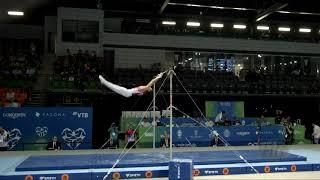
left=169, top=70, right=173, bottom=160
left=153, top=83, right=156, bottom=149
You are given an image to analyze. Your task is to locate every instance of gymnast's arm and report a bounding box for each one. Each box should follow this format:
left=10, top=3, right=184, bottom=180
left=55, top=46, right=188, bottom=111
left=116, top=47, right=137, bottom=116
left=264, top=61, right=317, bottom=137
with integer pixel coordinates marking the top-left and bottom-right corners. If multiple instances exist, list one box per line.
left=145, top=73, right=164, bottom=88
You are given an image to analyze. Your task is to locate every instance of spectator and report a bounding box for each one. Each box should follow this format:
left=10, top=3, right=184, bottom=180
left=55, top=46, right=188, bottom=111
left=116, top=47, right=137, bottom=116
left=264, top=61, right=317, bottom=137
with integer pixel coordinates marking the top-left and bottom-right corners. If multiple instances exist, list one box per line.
left=312, top=123, right=320, bottom=144
left=284, top=121, right=294, bottom=145
left=151, top=117, right=162, bottom=127
left=30, top=42, right=36, bottom=54
left=6, top=89, right=15, bottom=102
left=205, top=120, right=214, bottom=127
left=125, top=125, right=137, bottom=149
left=282, top=115, right=293, bottom=127
left=257, top=114, right=267, bottom=127
left=0, top=127, right=9, bottom=151
left=26, top=66, right=36, bottom=77
left=224, top=118, right=232, bottom=126
left=140, top=118, right=151, bottom=128
left=108, top=123, right=119, bottom=148
left=215, top=111, right=226, bottom=125
left=5, top=100, right=20, bottom=108
left=76, top=49, right=84, bottom=63
left=234, top=119, right=241, bottom=126
left=160, top=130, right=170, bottom=148
left=46, top=136, right=61, bottom=150
left=275, top=110, right=284, bottom=124
left=89, top=51, right=97, bottom=61
left=210, top=131, right=219, bottom=147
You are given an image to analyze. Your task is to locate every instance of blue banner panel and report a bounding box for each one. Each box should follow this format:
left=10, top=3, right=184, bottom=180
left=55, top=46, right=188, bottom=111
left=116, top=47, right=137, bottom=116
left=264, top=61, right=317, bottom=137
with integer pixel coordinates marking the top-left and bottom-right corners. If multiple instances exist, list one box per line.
left=93, top=170, right=168, bottom=179
left=247, top=164, right=313, bottom=174
left=167, top=126, right=285, bottom=147
left=313, top=164, right=320, bottom=171
left=259, top=126, right=285, bottom=145
left=170, top=126, right=258, bottom=147
left=197, top=166, right=247, bottom=176
left=0, top=107, right=92, bottom=150
left=0, top=173, right=92, bottom=180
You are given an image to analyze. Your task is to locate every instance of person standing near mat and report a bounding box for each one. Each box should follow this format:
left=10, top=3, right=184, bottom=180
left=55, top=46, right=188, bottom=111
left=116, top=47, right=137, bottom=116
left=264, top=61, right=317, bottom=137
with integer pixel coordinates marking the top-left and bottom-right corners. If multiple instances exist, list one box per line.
left=140, top=117, right=151, bottom=128
left=215, top=111, right=226, bottom=126
left=0, top=127, right=9, bottom=151
left=108, top=123, right=119, bottom=148
left=160, top=130, right=170, bottom=148
left=210, top=131, right=219, bottom=147
left=284, top=120, right=294, bottom=145
left=99, top=72, right=164, bottom=98
left=312, top=123, right=320, bottom=144
left=125, top=125, right=137, bottom=149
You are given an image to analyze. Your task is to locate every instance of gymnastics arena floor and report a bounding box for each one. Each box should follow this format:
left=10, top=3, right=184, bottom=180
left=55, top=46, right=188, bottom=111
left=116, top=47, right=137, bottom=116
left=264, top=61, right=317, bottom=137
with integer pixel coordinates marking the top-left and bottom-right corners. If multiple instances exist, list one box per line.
left=1, top=144, right=320, bottom=180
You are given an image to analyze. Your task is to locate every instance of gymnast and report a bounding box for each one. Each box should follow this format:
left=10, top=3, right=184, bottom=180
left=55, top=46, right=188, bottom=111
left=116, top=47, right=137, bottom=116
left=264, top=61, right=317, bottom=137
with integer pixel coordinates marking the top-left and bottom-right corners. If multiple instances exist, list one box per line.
left=99, top=72, right=165, bottom=98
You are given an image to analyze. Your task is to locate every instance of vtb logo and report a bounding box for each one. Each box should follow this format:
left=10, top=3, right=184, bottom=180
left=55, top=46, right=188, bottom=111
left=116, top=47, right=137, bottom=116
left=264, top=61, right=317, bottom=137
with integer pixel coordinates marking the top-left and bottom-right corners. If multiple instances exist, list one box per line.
left=72, top=112, right=89, bottom=118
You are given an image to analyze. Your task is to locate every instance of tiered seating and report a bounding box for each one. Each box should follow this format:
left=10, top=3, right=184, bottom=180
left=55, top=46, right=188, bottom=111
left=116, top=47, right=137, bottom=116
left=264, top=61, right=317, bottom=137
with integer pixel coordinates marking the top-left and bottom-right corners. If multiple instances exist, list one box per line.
left=51, top=49, right=102, bottom=90
left=123, top=69, right=320, bottom=95
left=0, top=40, right=41, bottom=88
left=50, top=63, right=320, bottom=95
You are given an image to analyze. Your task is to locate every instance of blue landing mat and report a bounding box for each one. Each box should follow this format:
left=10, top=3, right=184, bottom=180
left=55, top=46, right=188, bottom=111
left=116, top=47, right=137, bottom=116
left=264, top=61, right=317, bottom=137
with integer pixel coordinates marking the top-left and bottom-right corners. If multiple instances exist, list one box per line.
left=16, top=150, right=307, bottom=171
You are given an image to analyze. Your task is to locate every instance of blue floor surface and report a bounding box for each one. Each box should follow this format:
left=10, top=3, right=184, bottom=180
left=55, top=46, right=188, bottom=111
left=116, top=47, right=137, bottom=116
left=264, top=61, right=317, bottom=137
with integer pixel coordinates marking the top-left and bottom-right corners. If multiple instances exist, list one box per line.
left=16, top=150, right=306, bottom=171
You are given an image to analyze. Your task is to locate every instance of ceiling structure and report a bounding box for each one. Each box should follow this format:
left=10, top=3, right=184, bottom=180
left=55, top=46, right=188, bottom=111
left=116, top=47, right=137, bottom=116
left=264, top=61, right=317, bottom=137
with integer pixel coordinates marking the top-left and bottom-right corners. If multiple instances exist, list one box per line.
left=104, top=0, right=320, bottom=22
left=0, top=0, right=319, bottom=25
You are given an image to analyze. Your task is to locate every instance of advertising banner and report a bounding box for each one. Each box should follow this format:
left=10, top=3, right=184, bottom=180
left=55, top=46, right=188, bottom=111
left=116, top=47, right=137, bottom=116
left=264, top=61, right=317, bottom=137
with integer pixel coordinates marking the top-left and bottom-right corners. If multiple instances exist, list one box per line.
left=0, top=107, right=92, bottom=150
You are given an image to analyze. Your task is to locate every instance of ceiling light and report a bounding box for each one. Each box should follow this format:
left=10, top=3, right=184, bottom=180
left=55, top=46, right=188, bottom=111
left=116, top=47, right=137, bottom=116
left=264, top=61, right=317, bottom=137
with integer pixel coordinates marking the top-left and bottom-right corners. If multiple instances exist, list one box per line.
left=278, top=27, right=290, bottom=32
left=298, top=12, right=313, bottom=15
left=257, top=26, right=269, bottom=31
left=258, top=54, right=262, bottom=58
left=299, top=28, right=311, bottom=33
left=277, top=11, right=291, bottom=14
left=210, top=23, right=224, bottom=28
left=232, top=7, right=247, bottom=11
left=162, top=21, right=176, bottom=25
left=8, top=11, right=24, bottom=16
left=187, top=21, right=200, bottom=27
left=233, top=24, right=246, bottom=29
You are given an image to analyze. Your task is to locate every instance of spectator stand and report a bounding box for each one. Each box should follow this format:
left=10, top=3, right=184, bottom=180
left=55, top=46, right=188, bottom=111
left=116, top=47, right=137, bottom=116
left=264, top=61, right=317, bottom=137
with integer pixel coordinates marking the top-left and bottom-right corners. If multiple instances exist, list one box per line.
left=0, top=39, right=41, bottom=89
left=0, top=88, right=28, bottom=107
left=51, top=49, right=102, bottom=91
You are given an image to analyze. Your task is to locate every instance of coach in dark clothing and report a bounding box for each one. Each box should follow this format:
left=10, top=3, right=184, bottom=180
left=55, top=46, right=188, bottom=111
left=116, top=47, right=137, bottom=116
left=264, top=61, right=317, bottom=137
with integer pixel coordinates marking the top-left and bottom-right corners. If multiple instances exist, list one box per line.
left=46, top=136, right=61, bottom=150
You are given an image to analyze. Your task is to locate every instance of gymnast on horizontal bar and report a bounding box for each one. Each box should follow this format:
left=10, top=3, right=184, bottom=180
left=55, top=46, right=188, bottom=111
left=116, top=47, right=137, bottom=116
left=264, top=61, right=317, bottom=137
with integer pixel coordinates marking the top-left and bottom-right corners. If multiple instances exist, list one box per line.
left=99, top=72, right=165, bottom=98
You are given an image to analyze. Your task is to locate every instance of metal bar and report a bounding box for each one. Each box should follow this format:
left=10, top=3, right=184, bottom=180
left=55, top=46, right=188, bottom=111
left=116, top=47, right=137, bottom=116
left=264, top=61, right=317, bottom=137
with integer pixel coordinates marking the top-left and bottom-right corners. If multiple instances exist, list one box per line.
left=159, top=0, right=170, bottom=14
left=169, top=70, right=173, bottom=160
left=153, top=83, right=156, bottom=149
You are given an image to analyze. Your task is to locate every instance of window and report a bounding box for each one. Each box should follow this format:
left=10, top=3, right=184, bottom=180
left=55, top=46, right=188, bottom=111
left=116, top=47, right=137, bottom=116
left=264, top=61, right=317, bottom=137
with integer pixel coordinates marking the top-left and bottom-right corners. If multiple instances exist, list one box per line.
left=62, top=20, right=99, bottom=43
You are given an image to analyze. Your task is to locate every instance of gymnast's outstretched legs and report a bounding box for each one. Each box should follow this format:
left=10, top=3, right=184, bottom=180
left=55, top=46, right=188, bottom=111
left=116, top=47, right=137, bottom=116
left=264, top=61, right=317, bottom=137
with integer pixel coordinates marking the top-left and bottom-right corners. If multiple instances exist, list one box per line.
left=99, top=75, right=134, bottom=98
